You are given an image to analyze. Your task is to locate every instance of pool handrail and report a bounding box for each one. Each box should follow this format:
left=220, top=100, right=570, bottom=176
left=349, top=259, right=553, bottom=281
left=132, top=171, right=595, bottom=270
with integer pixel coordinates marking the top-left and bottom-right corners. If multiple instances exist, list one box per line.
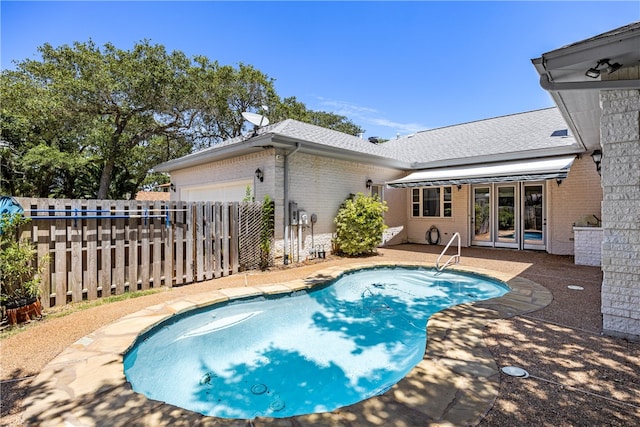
left=436, top=232, right=461, bottom=271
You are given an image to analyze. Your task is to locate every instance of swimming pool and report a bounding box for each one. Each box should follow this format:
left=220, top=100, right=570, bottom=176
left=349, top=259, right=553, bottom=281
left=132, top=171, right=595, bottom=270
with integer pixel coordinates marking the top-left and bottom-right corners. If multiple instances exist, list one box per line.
left=124, top=266, right=509, bottom=419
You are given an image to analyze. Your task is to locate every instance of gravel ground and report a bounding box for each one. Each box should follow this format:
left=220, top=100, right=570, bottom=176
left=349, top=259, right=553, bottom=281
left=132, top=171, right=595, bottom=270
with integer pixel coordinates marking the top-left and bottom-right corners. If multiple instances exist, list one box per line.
left=2, top=244, right=639, bottom=426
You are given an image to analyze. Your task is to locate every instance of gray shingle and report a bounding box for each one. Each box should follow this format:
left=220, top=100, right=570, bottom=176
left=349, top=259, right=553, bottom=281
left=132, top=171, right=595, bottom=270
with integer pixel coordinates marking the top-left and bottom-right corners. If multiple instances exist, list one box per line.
left=382, top=107, right=579, bottom=165
left=158, top=107, right=580, bottom=172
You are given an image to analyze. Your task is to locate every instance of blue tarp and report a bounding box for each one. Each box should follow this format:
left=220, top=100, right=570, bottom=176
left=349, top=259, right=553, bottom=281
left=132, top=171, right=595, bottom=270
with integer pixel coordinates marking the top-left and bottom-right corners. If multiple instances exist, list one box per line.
left=0, top=196, right=23, bottom=216
left=0, top=196, right=24, bottom=233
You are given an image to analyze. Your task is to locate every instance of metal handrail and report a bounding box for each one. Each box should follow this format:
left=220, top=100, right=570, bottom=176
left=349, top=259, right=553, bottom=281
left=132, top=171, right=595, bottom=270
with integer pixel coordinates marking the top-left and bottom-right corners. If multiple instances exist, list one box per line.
left=436, top=232, right=461, bottom=271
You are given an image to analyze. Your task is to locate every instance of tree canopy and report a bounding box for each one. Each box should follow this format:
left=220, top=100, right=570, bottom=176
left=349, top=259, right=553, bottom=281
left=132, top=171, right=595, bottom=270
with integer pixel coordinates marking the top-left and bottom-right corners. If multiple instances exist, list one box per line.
left=1, top=40, right=365, bottom=199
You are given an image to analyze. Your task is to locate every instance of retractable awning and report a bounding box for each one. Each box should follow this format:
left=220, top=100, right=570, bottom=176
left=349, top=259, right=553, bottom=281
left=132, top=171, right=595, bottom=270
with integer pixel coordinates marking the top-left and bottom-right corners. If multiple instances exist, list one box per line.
left=387, top=156, right=576, bottom=188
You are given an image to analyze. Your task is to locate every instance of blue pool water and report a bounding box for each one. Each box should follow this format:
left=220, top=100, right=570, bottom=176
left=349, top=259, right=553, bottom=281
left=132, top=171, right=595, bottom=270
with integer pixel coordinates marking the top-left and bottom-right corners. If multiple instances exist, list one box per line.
left=504, top=231, right=543, bottom=240
left=124, top=266, right=509, bottom=419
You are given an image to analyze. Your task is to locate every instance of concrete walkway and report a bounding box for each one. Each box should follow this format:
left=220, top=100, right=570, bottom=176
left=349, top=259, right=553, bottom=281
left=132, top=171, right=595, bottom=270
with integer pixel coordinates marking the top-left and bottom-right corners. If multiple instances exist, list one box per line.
left=21, top=259, right=551, bottom=426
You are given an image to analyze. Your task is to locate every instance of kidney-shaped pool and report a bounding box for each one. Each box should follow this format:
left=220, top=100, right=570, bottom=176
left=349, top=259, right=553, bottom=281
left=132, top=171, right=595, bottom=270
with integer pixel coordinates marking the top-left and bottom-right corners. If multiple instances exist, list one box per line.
left=124, top=266, right=509, bottom=419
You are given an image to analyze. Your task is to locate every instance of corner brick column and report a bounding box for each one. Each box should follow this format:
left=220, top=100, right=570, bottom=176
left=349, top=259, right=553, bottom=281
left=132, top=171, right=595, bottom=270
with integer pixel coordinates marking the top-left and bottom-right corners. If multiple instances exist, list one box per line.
left=600, top=88, right=640, bottom=340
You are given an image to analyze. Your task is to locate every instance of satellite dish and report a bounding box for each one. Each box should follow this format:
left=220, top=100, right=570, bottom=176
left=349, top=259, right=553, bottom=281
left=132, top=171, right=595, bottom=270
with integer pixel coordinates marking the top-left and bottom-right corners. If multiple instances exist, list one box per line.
left=242, top=111, right=270, bottom=127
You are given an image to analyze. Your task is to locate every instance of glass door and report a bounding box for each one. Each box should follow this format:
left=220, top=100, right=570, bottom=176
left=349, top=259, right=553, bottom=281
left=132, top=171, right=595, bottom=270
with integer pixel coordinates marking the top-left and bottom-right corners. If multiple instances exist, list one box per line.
left=496, top=185, right=518, bottom=248
left=472, top=186, right=492, bottom=246
left=522, top=183, right=545, bottom=250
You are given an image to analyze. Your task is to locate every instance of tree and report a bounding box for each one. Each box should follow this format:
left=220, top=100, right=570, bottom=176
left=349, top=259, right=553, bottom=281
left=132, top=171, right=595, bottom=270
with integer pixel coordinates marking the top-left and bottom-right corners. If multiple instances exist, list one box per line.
left=1, top=40, right=277, bottom=198
left=270, top=96, right=365, bottom=136
left=308, top=110, right=364, bottom=136
left=1, top=40, right=365, bottom=199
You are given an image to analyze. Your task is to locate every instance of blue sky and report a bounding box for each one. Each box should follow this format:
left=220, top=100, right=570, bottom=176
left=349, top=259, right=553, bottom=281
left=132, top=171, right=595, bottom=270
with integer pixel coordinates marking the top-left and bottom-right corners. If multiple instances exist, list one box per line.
left=2, top=1, right=638, bottom=139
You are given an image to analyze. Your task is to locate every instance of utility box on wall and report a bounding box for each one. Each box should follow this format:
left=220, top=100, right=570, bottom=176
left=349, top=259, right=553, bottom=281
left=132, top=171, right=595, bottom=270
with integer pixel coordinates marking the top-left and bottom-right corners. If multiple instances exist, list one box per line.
left=289, top=201, right=298, bottom=225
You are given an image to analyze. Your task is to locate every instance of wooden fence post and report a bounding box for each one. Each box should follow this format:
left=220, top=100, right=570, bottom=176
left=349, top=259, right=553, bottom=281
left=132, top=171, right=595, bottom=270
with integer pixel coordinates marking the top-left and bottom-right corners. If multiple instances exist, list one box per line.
left=85, top=199, right=98, bottom=300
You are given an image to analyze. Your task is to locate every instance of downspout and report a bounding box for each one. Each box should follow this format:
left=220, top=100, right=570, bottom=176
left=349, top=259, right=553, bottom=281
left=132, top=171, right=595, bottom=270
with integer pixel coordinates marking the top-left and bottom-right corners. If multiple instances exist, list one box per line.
left=283, top=143, right=301, bottom=264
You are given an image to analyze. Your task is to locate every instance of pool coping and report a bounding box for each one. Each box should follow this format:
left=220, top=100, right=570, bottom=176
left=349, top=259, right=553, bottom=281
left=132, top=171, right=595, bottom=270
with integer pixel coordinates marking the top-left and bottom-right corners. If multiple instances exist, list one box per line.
left=21, top=261, right=552, bottom=426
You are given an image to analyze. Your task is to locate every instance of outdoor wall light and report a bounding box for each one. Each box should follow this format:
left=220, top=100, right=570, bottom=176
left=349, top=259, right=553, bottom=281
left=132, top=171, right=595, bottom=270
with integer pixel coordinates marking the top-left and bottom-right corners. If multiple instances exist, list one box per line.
left=585, top=58, right=623, bottom=78
left=255, top=168, right=264, bottom=182
left=556, top=178, right=563, bottom=186
left=591, top=150, right=602, bottom=176
left=170, top=182, right=176, bottom=192
left=366, top=179, right=373, bottom=189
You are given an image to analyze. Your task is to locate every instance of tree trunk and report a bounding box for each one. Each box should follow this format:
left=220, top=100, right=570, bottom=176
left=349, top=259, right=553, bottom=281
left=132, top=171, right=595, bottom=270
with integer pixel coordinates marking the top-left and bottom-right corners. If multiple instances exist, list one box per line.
left=97, top=159, right=115, bottom=199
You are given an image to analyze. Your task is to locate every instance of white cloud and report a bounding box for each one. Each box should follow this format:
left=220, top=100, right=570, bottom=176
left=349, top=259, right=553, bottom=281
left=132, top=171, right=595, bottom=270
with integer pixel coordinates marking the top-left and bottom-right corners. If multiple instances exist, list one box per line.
left=314, top=97, right=428, bottom=137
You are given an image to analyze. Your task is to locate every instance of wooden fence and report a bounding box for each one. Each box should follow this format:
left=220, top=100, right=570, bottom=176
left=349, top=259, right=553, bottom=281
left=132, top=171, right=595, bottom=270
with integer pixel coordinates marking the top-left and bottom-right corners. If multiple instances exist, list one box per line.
left=15, top=198, right=264, bottom=309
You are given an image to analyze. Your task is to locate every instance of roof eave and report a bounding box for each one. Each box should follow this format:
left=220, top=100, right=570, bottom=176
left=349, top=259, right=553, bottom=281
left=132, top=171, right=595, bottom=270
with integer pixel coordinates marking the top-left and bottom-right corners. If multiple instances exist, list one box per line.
left=154, top=132, right=412, bottom=173
left=153, top=134, right=274, bottom=172
left=531, top=22, right=640, bottom=152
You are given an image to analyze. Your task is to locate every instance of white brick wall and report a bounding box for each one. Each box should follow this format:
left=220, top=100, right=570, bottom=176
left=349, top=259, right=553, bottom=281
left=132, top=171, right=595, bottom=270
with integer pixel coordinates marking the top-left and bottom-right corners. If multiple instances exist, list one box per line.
left=167, top=147, right=408, bottom=262
left=600, top=88, right=640, bottom=340
left=548, top=156, right=603, bottom=255
left=284, top=152, right=407, bottom=260
left=573, top=227, right=602, bottom=266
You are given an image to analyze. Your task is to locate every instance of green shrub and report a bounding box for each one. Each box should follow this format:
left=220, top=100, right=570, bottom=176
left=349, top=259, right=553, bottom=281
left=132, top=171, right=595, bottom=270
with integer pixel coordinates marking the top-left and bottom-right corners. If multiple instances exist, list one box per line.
left=259, top=195, right=274, bottom=269
left=0, top=213, right=42, bottom=304
left=333, top=193, right=388, bottom=256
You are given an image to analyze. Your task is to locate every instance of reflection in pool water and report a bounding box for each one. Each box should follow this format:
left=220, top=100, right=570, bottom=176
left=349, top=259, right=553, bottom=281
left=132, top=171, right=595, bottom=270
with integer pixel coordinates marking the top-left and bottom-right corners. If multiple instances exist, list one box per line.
left=503, top=231, right=543, bottom=240
left=124, top=267, right=509, bottom=419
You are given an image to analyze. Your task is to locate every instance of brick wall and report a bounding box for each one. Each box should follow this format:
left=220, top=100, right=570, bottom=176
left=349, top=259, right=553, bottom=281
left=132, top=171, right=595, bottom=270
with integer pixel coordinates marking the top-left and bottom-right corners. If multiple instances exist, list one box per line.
left=573, top=227, right=603, bottom=266
left=547, top=156, right=603, bottom=255
left=284, top=152, right=407, bottom=260
left=600, top=88, right=640, bottom=340
left=166, top=148, right=408, bottom=262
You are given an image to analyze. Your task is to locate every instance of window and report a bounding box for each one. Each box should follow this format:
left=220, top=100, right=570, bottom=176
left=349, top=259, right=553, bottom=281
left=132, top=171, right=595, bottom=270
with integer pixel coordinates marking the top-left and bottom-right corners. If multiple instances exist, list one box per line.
left=411, top=187, right=452, bottom=217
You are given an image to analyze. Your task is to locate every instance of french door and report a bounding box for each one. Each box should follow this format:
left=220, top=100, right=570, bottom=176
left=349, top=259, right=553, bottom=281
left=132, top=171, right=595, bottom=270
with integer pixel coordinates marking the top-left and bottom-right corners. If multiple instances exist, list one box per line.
left=522, top=184, right=545, bottom=250
left=471, top=183, right=545, bottom=250
left=472, top=186, right=492, bottom=246
left=496, top=185, right=518, bottom=248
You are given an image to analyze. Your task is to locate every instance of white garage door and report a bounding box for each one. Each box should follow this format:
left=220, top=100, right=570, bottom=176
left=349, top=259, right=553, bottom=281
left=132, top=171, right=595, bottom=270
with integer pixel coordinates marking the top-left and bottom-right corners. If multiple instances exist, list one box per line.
left=182, top=180, right=252, bottom=202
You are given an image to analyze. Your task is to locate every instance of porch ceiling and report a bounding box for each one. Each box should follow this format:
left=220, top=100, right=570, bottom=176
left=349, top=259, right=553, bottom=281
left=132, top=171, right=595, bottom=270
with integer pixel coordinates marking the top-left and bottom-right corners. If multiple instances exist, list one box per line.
left=531, top=22, right=640, bottom=152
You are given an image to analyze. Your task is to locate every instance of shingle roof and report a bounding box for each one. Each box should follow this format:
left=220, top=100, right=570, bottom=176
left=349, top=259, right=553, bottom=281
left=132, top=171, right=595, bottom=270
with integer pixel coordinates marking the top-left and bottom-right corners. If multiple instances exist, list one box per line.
left=382, top=107, right=580, bottom=166
left=547, top=21, right=640, bottom=54
left=268, top=119, right=394, bottom=158
left=156, top=107, right=580, bottom=172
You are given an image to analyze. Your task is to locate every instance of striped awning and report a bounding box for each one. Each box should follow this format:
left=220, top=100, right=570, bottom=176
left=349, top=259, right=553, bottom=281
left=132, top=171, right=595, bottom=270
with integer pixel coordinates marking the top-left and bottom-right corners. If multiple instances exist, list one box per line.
left=387, top=156, right=576, bottom=188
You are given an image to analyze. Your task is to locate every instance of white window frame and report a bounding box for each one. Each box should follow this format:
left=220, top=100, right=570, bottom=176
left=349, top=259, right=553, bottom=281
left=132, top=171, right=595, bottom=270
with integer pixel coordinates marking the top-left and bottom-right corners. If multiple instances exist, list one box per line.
left=411, top=186, right=452, bottom=218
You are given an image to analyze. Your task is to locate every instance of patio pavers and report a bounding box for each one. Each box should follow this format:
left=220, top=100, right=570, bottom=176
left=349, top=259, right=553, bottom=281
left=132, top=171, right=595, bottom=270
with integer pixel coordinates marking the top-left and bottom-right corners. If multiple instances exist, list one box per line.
left=21, top=261, right=551, bottom=426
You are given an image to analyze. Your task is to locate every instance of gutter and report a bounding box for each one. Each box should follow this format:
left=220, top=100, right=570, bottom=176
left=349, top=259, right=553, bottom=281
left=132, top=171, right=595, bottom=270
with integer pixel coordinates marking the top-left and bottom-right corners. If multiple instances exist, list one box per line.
left=539, top=75, right=640, bottom=91
left=154, top=135, right=272, bottom=172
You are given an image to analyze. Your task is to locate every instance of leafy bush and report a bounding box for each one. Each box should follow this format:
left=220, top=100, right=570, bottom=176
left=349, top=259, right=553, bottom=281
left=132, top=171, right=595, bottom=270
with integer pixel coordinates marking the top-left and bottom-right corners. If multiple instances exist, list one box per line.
left=0, top=213, right=42, bottom=304
left=333, top=193, right=388, bottom=256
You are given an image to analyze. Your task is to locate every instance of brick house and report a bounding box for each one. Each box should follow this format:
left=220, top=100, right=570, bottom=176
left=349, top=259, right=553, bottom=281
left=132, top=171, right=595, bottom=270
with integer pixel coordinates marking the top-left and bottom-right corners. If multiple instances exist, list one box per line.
left=154, top=107, right=601, bottom=260
left=155, top=22, right=639, bottom=341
